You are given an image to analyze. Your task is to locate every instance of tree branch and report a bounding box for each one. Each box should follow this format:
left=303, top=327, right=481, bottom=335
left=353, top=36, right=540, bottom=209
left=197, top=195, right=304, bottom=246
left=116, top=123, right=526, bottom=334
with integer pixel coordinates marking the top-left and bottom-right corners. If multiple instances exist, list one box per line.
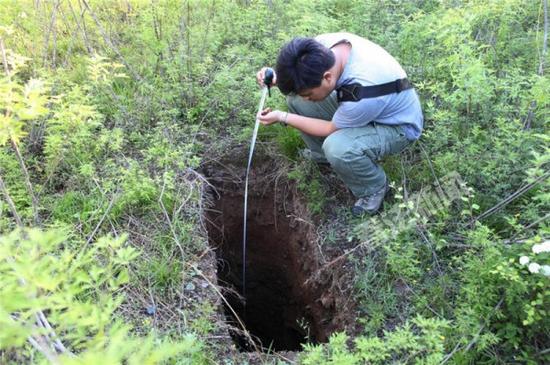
left=7, top=255, right=74, bottom=359
left=81, top=0, right=142, bottom=82
left=41, top=0, right=60, bottom=67
left=27, top=334, right=60, bottom=365
left=75, top=0, right=93, bottom=53
left=10, top=138, right=41, bottom=226
left=441, top=297, right=504, bottom=364
left=539, top=0, right=548, bottom=76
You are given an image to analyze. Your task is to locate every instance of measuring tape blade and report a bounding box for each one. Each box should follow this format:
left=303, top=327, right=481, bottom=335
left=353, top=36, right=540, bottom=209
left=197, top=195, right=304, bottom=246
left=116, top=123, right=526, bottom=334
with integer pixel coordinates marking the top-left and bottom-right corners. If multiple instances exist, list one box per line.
left=242, top=87, right=269, bottom=297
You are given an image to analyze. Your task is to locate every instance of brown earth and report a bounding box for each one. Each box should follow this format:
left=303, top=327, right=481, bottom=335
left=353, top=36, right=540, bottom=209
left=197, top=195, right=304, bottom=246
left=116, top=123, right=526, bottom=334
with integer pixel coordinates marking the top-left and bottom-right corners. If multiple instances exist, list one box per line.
left=202, top=148, right=358, bottom=356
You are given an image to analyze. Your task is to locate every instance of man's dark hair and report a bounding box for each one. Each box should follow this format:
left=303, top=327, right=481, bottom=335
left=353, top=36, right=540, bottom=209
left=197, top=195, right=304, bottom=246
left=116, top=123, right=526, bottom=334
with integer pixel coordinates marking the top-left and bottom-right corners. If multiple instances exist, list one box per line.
left=275, top=37, right=336, bottom=95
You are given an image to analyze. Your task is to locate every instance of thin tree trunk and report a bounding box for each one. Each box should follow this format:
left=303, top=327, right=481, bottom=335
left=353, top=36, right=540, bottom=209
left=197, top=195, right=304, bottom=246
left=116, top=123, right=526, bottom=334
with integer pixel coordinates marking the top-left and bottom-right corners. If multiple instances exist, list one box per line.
left=523, top=0, right=548, bottom=130
left=57, top=4, right=76, bottom=66
left=10, top=139, right=41, bottom=226
left=51, top=1, right=61, bottom=67
left=0, top=173, right=23, bottom=227
left=0, top=37, right=10, bottom=76
left=539, top=0, right=548, bottom=75
left=0, top=37, right=40, bottom=225
left=73, top=0, right=93, bottom=53
left=199, top=0, right=216, bottom=63
left=81, top=0, right=142, bottom=82
left=186, top=1, right=192, bottom=79
left=42, top=0, right=61, bottom=68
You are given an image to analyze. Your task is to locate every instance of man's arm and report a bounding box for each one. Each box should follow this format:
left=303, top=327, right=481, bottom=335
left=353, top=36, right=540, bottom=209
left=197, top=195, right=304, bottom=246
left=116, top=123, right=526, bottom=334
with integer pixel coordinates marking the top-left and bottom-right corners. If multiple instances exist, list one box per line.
left=257, top=109, right=338, bottom=137
left=284, top=112, right=338, bottom=137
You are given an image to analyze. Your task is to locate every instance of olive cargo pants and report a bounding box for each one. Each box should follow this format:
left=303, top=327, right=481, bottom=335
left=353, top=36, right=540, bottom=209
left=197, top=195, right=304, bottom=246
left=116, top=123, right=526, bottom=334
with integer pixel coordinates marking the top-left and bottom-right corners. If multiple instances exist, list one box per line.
left=287, top=91, right=411, bottom=198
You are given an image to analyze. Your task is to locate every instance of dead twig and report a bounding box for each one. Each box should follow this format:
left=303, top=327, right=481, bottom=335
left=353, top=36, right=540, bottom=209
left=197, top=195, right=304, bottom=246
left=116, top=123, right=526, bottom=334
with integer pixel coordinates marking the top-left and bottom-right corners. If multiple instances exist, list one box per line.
left=305, top=241, right=368, bottom=285
left=473, top=170, right=549, bottom=222
left=158, top=174, right=186, bottom=262
left=6, top=254, right=74, bottom=360
left=85, top=190, right=119, bottom=245
left=9, top=139, right=41, bottom=226
left=418, top=140, right=443, bottom=194
left=440, top=296, right=504, bottom=364
left=509, top=211, right=550, bottom=242
left=193, top=267, right=261, bottom=353
left=36, top=311, right=68, bottom=353
left=27, top=334, right=60, bottom=365
left=416, top=226, right=442, bottom=274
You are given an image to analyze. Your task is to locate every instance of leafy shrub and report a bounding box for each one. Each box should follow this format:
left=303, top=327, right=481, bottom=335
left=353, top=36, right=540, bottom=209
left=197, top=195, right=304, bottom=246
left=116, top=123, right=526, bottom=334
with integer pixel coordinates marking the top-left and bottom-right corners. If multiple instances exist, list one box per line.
left=1, top=0, right=548, bottom=363
left=0, top=228, right=206, bottom=364
left=301, top=316, right=449, bottom=365
left=288, top=163, right=327, bottom=216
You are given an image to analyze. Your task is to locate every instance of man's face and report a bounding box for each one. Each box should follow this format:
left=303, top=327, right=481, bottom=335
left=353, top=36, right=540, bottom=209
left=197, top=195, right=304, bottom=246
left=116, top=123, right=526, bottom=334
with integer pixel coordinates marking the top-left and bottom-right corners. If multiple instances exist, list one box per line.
left=298, top=71, right=335, bottom=102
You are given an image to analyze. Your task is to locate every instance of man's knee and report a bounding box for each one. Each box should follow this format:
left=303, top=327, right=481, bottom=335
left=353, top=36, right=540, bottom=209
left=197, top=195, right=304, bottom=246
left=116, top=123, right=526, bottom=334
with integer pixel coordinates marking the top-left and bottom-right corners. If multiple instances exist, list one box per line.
left=322, top=131, right=356, bottom=163
left=286, top=94, right=299, bottom=114
left=287, top=93, right=337, bottom=120
left=287, top=94, right=314, bottom=116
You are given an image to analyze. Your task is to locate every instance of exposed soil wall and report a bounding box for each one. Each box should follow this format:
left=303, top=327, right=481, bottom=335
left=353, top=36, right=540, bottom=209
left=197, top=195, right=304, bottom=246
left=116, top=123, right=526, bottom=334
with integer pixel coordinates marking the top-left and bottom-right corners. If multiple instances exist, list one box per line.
left=202, top=151, right=355, bottom=352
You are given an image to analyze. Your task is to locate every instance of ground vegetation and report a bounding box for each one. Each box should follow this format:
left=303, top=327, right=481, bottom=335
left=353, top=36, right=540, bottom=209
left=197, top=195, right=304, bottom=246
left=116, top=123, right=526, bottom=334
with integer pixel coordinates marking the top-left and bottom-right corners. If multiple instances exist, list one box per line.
left=0, top=0, right=548, bottom=364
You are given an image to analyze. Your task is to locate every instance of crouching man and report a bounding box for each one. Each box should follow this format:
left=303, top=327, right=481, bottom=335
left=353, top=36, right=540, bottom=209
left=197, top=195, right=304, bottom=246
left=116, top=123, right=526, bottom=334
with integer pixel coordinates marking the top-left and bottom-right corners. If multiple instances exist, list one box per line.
left=256, top=32, right=423, bottom=216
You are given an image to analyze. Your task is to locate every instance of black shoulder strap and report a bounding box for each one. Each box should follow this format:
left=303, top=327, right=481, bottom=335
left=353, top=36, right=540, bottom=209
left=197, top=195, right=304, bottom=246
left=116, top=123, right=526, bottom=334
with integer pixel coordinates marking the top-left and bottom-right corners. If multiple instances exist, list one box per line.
left=336, top=78, right=413, bottom=102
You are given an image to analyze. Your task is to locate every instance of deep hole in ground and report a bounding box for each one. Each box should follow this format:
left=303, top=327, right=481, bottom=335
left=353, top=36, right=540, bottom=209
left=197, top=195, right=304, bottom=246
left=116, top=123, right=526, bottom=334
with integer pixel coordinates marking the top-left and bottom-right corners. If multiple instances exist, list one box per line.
left=203, top=152, right=354, bottom=353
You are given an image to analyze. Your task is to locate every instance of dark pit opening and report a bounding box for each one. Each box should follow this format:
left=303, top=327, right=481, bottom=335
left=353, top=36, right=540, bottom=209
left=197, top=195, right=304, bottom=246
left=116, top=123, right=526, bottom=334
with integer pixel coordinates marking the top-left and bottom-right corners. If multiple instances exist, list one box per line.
left=203, top=158, right=345, bottom=352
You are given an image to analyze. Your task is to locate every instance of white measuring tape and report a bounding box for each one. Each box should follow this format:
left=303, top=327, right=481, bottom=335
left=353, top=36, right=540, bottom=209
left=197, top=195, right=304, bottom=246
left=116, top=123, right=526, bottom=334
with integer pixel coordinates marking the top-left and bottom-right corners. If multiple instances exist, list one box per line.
left=242, top=86, right=269, bottom=297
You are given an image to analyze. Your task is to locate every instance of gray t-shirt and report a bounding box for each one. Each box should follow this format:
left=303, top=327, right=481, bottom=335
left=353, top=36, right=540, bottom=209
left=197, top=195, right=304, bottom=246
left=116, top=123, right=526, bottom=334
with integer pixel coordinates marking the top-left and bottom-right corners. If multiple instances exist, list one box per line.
left=316, top=33, right=423, bottom=140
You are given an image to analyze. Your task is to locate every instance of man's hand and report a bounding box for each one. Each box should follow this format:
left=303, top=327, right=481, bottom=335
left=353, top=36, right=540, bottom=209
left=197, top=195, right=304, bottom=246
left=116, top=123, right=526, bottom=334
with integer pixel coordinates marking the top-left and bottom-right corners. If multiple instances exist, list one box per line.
left=257, top=108, right=284, bottom=125
left=256, top=67, right=277, bottom=88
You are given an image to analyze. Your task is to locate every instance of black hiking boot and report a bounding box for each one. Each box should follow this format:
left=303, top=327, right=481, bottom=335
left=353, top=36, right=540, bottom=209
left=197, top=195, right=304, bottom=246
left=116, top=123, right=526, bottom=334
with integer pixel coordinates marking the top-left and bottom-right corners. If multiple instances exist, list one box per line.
left=352, top=181, right=390, bottom=217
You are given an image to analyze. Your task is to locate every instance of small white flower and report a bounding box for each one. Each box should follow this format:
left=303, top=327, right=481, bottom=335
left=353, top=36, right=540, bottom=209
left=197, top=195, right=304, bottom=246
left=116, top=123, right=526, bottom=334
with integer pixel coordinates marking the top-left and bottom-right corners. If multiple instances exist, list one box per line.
left=532, top=241, right=550, bottom=254
left=519, top=256, right=530, bottom=265
left=528, top=262, right=541, bottom=274
left=541, top=265, right=550, bottom=277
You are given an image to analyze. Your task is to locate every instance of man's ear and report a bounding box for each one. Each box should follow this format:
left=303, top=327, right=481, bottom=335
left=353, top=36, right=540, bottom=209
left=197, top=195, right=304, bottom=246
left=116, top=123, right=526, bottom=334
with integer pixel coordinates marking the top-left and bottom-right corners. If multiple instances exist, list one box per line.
left=323, top=71, right=333, bottom=83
